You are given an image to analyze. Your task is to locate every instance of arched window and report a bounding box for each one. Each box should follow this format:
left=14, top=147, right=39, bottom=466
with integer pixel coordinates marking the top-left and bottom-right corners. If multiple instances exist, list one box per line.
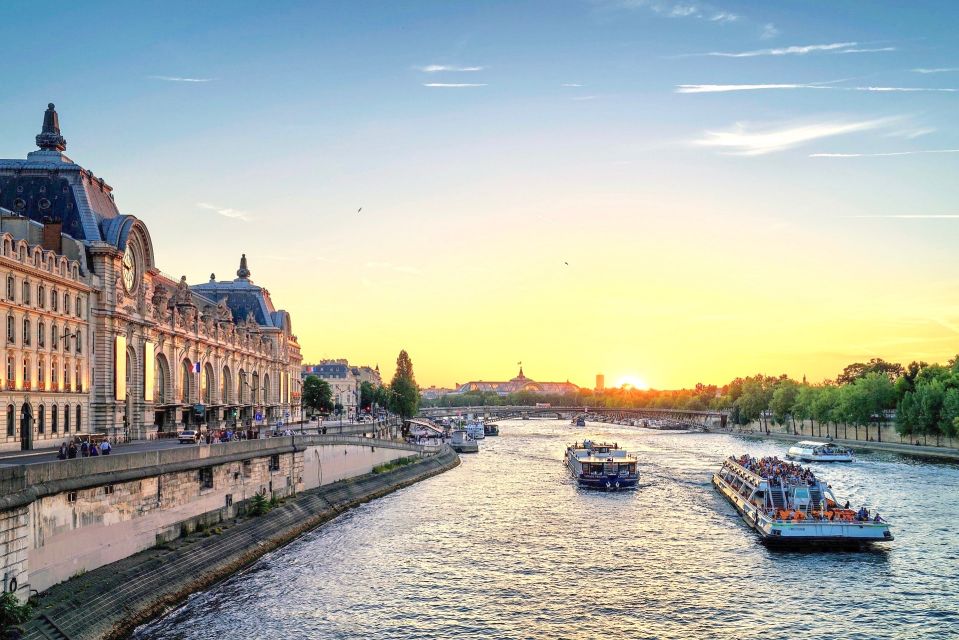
left=38, top=321, right=45, bottom=347
left=5, top=405, right=13, bottom=436
left=76, top=296, right=83, bottom=317
left=75, top=330, right=82, bottom=353
left=76, top=363, right=82, bottom=392
left=6, top=354, right=14, bottom=384
left=51, top=357, right=58, bottom=388
left=37, top=284, right=45, bottom=309
left=222, top=366, right=232, bottom=404
left=21, top=281, right=30, bottom=306
left=37, top=357, right=44, bottom=389
left=252, top=372, right=259, bottom=404
left=155, top=355, right=169, bottom=403
left=51, top=404, right=58, bottom=433
left=63, top=293, right=69, bottom=315
left=22, top=356, right=29, bottom=389
left=263, top=374, right=271, bottom=404
left=63, top=405, right=69, bottom=435
left=181, top=360, right=193, bottom=403
left=74, top=403, right=82, bottom=433
left=51, top=289, right=58, bottom=311
left=39, top=404, right=46, bottom=434
left=203, top=363, right=215, bottom=404
left=64, top=361, right=70, bottom=391
left=64, top=328, right=71, bottom=353
left=22, top=319, right=30, bottom=346
left=6, top=316, right=14, bottom=343
left=239, top=370, right=247, bottom=403
left=51, top=325, right=59, bottom=349
left=5, top=276, right=13, bottom=300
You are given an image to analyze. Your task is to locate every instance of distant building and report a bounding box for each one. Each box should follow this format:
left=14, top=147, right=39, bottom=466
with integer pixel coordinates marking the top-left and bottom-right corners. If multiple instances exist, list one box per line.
left=595, top=374, right=605, bottom=391
left=302, top=360, right=381, bottom=418
left=421, top=386, right=456, bottom=401
left=452, top=366, right=579, bottom=397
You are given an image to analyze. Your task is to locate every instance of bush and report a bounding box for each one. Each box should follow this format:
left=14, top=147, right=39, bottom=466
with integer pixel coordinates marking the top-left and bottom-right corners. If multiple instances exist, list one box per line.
left=0, top=591, right=32, bottom=635
left=372, top=456, right=417, bottom=474
left=248, top=493, right=269, bottom=517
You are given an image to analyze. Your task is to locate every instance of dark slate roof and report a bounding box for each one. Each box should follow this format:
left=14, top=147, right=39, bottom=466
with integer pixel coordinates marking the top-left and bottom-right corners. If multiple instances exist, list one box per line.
left=191, top=279, right=282, bottom=330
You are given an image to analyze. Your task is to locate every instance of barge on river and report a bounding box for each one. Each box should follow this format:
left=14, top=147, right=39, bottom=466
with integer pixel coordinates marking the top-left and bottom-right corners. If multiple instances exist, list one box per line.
left=713, top=456, right=892, bottom=546
left=566, top=441, right=639, bottom=490
left=787, top=441, right=853, bottom=462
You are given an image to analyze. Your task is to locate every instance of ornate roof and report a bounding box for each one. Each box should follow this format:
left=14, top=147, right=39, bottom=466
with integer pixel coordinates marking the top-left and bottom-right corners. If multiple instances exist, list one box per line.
left=191, top=254, right=293, bottom=333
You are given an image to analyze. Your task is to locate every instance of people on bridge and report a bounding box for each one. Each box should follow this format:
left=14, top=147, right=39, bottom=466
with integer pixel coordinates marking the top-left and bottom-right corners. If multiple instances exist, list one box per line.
left=57, top=443, right=67, bottom=460
left=68, top=442, right=78, bottom=459
left=100, top=440, right=112, bottom=455
left=89, top=442, right=99, bottom=457
left=80, top=441, right=90, bottom=457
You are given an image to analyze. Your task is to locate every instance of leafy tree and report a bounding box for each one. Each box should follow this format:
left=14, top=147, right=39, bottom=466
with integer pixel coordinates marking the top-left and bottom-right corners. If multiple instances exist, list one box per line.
left=836, top=358, right=904, bottom=385
left=811, top=385, right=839, bottom=438
left=302, top=375, right=333, bottom=416
left=792, top=385, right=818, bottom=435
left=389, top=350, right=420, bottom=419
left=360, top=381, right=376, bottom=412
left=770, top=379, right=800, bottom=433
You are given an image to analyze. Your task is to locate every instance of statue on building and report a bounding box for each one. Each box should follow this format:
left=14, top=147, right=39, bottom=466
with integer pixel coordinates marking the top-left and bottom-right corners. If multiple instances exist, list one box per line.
left=175, top=275, right=192, bottom=304
left=216, top=296, right=233, bottom=323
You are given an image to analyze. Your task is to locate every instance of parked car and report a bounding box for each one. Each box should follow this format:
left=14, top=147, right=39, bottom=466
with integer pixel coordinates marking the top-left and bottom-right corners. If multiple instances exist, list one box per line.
left=178, top=429, right=200, bottom=444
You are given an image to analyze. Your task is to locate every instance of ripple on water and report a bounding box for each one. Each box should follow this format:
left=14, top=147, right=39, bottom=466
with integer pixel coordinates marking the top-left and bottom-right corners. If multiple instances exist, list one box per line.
left=134, top=421, right=959, bottom=640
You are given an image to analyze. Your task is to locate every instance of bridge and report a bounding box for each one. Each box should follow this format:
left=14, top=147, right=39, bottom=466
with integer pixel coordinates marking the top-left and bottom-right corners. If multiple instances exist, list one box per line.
left=418, top=405, right=728, bottom=430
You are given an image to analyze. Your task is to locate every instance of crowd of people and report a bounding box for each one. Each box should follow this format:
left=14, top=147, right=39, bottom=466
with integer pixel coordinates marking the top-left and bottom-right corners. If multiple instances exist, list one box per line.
left=735, top=454, right=817, bottom=485
left=56, top=438, right=111, bottom=459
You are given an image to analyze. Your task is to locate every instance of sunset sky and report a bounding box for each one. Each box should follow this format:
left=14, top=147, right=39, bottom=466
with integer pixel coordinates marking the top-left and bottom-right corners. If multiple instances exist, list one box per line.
left=2, top=1, right=958, bottom=389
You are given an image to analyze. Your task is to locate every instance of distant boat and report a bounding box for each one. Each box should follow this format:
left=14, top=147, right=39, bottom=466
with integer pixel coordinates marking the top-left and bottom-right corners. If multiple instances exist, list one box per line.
left=464, top=421, right=485, bottom=440
left=565, top=440, right=639, bottom=490
left=450, top=429, right=479, bottom=453
left=571, top=415, right=586, bottom=427
left=484, top=423, right=500, bottom=436
left=786, top=441, right=853, bottom=462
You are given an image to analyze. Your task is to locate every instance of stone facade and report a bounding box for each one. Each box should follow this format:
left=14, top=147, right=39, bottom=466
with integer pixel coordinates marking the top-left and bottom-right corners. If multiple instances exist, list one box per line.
left=0, top=104, right=302, bottom=444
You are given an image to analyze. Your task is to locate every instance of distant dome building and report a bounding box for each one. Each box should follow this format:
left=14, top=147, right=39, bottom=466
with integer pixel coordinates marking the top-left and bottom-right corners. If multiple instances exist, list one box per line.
left=454, top=366, right=580, bottom=397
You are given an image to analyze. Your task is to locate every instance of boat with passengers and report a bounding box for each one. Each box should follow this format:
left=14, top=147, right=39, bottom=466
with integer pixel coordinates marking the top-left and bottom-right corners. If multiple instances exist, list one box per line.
left=566, top=440, right=639, bottom=490
left=787, top=441, right=853, bottom=462
left=713, top=454, right=892, bottom=546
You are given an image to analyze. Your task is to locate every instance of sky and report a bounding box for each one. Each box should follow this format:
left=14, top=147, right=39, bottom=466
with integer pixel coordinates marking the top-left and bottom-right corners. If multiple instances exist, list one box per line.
left=1, top=0, right=958, bottom=390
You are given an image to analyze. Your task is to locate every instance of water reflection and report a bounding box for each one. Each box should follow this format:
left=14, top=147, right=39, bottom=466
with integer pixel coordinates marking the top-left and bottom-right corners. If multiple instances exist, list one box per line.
left=134, top=420, right=959, bottom=640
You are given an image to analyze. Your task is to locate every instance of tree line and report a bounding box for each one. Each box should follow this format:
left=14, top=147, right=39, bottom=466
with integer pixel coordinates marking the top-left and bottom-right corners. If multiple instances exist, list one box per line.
left=422, top=356, right=959, bottom=445
left=301, top=350, right=421, bottom=420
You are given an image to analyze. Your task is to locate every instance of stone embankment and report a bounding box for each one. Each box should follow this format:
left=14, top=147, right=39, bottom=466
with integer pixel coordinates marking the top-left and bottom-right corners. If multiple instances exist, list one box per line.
left=19, top=447, right=459, bottom=640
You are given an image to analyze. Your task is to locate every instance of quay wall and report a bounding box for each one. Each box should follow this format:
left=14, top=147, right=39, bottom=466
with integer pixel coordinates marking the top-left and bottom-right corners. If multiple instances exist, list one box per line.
left=0, top=435, right=431, bottom=597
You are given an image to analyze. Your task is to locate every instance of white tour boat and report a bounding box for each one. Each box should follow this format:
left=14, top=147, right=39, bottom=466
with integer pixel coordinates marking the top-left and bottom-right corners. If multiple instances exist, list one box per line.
left=450, top=429, right=479, bottom=453
left=713, top=455, right=892, bottom=546
left=464, top=420, right=486, bottom=440
left=565, top=440, right=639, bottom=490
left=787, top=441, right=854, bottom=462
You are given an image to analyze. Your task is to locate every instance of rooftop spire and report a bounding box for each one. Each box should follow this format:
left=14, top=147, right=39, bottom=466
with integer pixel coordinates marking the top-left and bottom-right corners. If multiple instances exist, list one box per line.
left=36, top=103, right=67, bottom=152
left=236, top=253, right=251, bottom=280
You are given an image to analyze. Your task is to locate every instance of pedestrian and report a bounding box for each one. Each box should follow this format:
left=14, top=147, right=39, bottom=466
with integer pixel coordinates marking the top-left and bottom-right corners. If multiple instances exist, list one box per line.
left=80, top=440, right=90, bottom=457
left=89, top=442, right=100, bottom=457
left=57, top=443, right=67, bottom=460
left=68, top=442, right=78, bottom=459
left=100, top=440, right=112, bottom=455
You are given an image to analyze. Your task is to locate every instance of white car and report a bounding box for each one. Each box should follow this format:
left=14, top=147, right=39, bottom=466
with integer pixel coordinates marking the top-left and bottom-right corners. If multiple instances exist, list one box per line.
left=178, top=429, right=201, bottom=444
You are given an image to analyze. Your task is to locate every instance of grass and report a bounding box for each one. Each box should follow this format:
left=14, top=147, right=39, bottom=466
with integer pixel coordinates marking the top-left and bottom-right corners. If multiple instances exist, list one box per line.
left=372, top=456, right=417, bottom=474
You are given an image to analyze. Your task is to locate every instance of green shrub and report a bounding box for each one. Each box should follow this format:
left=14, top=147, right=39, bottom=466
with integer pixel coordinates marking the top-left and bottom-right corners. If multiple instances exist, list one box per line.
left=0, top=591, right=32, bottom=633
left=248, top=493, right=269, bottom=517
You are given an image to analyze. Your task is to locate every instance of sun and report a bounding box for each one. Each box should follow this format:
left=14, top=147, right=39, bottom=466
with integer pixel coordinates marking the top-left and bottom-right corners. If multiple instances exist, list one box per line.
left=616, top=375, right=650, bottom=390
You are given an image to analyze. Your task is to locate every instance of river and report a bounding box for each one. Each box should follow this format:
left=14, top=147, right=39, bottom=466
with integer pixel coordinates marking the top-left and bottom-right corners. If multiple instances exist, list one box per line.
left=134, top=419, right=959, bottom=639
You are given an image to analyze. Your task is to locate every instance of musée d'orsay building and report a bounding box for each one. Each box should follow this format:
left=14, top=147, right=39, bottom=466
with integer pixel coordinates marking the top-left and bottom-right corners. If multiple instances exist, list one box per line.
left=0, top=105, right=302, bottom=451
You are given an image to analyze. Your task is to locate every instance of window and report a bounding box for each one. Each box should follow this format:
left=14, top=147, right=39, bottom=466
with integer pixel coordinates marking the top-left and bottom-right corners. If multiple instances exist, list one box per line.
left=76, top=364, right=82, bottom=392
left=76, top=296, right=83, bottom=317
left=5, top=276, right=13, bottom=301
left=75, top=330, right=82, bottom=353
left=63, top=405, right=69, bottom=435
left=103, top=484, right=114, bottom=496
left=37, top=357, right=44, bottom=388
left=269, top=454, right=280, bottom=471
left=38, top=321, right=45, bottom=347
left=51, top=358, right=58, bottom=386
left=63, top=362, right=70, bottom=391
left=51, top=325, right=58, bottom=349
left=63, top=293, right=69, bottom=315
left=22, top=281, right=30, bottom=306
left=64, top=329, right=70, bottom=353
left=67, top=491, right=77, bottom=503
left=242, top=459, right=252, bottom=477
left=22, top=319, right=30, bottom=346
left=5, top=405, right=12, bottom=437
left=5, top=356, right=13, bottom=386
left=51, top=289, right=58, bottom=311
left=6, top=316, right=13, bottom=343
left=22, top=357, right=29, bottom=388
left=51, top=404, right=58, bottom=433
left=75, top=404, right=80, bottom=432
left=38, top=404, right=45, bottom=434
left=199, top=467, right=214, bottom=489
left=37, top=285, right=45, bottom=309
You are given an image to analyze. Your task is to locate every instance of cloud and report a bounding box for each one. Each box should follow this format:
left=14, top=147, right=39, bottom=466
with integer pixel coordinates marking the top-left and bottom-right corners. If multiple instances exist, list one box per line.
left=422, top=83, right=487, bottom=88
left=196, top=202, right=251, bottom=222
left=677, top=83, right=957, bottom=93
left=709, top=11, right=738, bottom=23
left=693, top=42, right=892, bottom=58
left=562, top=83, right=584, bottom=87
left=417, top=65, right=484, bottom=72
left=887, top=127, right=936, bottom=139
left=366, top=261, right=421, bottom=275
left=760, top=23, right=779, bottom=40
left=609, top=0, right=739, bottom=24
left=693, top=118, right=894, bottom=156
left=571, top=95, right=598, bottom=101
left=810, top=149, right=959, bottom=158
left=913, top=67, right=959, bottom=74
left=148, top=75, right=214, bottom=83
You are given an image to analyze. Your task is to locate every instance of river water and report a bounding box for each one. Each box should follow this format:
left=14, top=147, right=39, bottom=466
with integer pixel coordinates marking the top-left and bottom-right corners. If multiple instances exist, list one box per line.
left=134, top=419, right=959, bottom=639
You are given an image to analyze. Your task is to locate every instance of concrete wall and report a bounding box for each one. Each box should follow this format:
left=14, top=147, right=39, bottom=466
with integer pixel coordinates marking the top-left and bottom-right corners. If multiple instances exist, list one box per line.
left=0, top=435, right=429, bottom=597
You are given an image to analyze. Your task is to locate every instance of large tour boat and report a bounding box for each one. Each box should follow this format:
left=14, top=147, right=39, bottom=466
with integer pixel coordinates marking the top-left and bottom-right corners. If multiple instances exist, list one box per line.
left=787, top=441, right=854, bottom=462
left=713, top=455, right=892, bottom=546
left=566, top=440, right=639, bottom=490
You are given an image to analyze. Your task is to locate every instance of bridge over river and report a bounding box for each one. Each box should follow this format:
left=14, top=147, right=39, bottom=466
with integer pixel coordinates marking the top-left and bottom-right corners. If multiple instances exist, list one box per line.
left=418, top=405, right=728, bottom=430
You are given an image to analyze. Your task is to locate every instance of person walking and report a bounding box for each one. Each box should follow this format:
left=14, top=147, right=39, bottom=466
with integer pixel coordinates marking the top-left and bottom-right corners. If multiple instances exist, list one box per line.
left=89, top=442, right=99, bottom=457
left=57, top=443, right=67, bottom=460
left=67, top=441, right=78, bottom=459
left=100, top=440, right=112, bottom=455
left=80, top=440, right=90, bottom=457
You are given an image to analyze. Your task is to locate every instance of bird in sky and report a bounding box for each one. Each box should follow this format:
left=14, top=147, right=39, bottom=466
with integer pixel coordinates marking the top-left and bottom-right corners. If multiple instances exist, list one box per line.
left=357, top=207, right=363, bottom=213
left=564, top=261, right=569, bottom=266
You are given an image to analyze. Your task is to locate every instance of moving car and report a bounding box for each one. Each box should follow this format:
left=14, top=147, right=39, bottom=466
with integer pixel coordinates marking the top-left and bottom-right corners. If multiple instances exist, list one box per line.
left=178, top=429, right=201, bottom=444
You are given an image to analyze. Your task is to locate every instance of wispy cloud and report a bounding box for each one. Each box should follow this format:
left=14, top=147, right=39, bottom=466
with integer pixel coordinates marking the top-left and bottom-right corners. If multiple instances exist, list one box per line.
left=691, top=42, right=892, bottom=58
left=416, top=64, right=484, bottom=72
left=562, top=83, right=584, bottom=87
left=196, top=202, right=251, bottom=222
left=912, top=67, right=959, bottom=74
left=709, top=11, right=738, bottom=23
left=887, top=127, right=936, bottom=139
left=610, top=0, right=738, bottom=24
left=423, top=83, right=487, bottom=88
left=760, top=23, right=779, bottom=40
left=811, top=149, right=959, bottom=158
left=366, top=261, right=421, bottom=275
left=694, top=118, right=894, bottom=156
left=677, top=83, right=957, bottom=93
left=148, top=75, right=214, bottom=83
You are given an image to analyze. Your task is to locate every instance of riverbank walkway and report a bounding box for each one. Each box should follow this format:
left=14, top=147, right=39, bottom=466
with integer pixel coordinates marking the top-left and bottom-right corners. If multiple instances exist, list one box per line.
left=724, top=428, right=959, bottom=461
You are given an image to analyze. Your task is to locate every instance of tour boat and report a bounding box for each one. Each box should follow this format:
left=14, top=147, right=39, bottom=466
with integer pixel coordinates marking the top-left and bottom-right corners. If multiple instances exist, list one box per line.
left=464, top=421, right=486, bottom=440
left=484, top=423, right=500, bottom=436
left=450, top=429, right=479, bottom=453
left=565, top=440, right=639, bottom=490
left=571, top=415, right=586, bottom=427
left=713, top=455, right=893, bottom=546
left=787, top=441, right=854, bottom=462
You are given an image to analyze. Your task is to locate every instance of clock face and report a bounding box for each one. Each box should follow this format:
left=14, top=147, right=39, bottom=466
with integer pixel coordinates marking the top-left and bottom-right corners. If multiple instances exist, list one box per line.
left=122, top=245, right=137, bottom=293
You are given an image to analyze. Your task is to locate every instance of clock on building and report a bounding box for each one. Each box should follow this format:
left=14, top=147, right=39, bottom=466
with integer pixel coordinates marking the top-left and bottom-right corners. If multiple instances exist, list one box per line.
left=122, top=244, right=138, bottom=293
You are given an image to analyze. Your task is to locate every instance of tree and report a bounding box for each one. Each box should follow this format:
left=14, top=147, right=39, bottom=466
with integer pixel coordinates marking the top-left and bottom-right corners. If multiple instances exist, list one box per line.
left=302, top=375, right=333, bottom=416
left=770, top=379, right=800, bottom=433
left=811, top=385, right=839, bottom=438
left=792, top=385, right=818, bottom=435
left=389, top=350, right=420, bottom=419
left=836, top=358, right=904, bottom=385
left=360, top=381, right=376, bottom=412
left=857, top=372, right=896, bottom=442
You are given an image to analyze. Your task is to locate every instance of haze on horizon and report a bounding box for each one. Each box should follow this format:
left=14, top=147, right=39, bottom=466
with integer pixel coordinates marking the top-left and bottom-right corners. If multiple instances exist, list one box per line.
left=1, top=1, right=957, bottom=390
